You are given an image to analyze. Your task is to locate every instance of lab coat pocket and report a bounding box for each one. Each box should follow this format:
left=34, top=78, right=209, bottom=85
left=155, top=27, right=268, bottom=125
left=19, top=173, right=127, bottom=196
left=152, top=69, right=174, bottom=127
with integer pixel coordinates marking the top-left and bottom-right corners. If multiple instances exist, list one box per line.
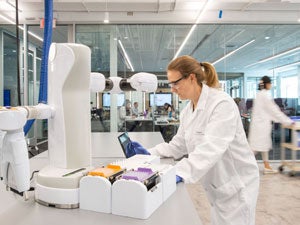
left=192, top=128, right=206, bottom=146
left=195, top=128, right=205, bottom=135
left=184, top=129, right=204, bottom=152
left=212, top=176, right=246, bottom=212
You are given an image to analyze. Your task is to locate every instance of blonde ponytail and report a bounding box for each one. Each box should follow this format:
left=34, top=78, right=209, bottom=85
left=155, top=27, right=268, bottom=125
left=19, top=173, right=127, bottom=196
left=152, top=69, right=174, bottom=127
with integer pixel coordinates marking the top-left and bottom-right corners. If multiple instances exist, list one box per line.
left=168, top=56, right=219, bottom=89
left=201, top=62, right=219, bottom=88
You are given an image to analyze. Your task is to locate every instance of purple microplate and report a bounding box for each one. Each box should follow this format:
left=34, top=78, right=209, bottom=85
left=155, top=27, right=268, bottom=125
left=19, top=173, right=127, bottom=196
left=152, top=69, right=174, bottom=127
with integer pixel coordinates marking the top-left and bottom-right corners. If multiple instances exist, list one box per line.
left=121, top=167, right=155, bottom=182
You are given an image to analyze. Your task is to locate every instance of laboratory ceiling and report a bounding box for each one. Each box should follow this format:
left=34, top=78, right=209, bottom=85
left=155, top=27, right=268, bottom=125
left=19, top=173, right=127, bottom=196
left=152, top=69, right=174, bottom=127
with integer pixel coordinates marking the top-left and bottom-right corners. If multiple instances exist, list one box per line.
left=0, top=0, right=300, bottom=77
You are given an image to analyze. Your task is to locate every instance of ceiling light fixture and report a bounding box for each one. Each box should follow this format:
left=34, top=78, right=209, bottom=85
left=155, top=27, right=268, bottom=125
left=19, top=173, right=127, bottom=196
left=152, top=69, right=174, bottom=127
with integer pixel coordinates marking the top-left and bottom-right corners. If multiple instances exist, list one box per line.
left=104, top=0, right=109, bottom=23
left=173, top=0, right=212, bottom=59
left=118, top=40, right=134, bottom=72
left=104, top=12, right=109, bottom=23
left=212, top=39, right=255, bottom=65
left=245, top=45, right=300, bottom=68
left=0, top=14, right=43, bottom=42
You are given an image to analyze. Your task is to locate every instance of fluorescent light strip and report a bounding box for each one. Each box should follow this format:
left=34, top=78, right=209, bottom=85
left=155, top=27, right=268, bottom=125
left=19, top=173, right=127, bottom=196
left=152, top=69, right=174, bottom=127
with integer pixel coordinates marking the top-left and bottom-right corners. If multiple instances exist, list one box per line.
left=27, top=30, right=43, bottom=42
left=118, top=39, right=134, bottom=72
left=269, top=61, right=300, bottom=72
left=173, top=0, right=211, bottom=59
left=0, top=14, right=43, bottom=42
left=173, top=24, right=196, bottom=59
left=0, top=14, right=15, bottom=24
left=259, top=46, right=300, bottom=63
left=5, top=1, right=22, bottom=12
left=244, top=61, right=259, bottom=68
left=212, top=39, right=256, bottom=65
left=245, top=46, right=300, bottom=68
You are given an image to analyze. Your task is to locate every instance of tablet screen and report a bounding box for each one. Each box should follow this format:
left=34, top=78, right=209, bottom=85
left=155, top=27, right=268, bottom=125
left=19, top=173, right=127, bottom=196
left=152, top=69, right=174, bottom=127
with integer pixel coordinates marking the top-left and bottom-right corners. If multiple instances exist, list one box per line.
left=118, top=132, right=135, bottom=158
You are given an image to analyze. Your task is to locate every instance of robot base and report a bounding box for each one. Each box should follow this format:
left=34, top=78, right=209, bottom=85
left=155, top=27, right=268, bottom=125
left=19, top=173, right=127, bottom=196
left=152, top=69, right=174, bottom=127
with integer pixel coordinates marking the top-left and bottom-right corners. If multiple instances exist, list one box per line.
left=35, top=165, right=88, bottom=208
left=35, top=183, right=79, bottom=209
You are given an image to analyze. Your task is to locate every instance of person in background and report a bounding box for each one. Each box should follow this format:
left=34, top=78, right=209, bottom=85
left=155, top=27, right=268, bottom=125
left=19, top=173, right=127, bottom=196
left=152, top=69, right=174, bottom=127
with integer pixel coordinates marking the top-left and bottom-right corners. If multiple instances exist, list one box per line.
left=125, top=100, right=131, bottom=116
left=129, top=101, right=142, bottom=131
left=118, top=99, right=131, bottom=131
left=131, top=102, right=139, bottom=117
left=127, top=55, right=259, bottom=225
left=239, top=98, right=247, bottom=115
left=163, top=102, right=174, bottom=118
left=234, top=97, right=247, bottom=115
left=248, top=76, right=294, bottom=174
left=163, top=102, right=172, bottom=112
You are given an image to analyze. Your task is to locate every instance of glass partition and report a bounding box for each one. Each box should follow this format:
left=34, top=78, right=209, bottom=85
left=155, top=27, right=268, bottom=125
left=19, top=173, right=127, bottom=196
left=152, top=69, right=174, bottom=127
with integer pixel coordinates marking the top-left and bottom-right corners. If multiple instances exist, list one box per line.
left=76, top=23, right=298, bottom=128
left=0, top=24, right=68, bottom=151
left=0, top=23, right=299, bottom=158
left=75, top=23, right=299, bottom=157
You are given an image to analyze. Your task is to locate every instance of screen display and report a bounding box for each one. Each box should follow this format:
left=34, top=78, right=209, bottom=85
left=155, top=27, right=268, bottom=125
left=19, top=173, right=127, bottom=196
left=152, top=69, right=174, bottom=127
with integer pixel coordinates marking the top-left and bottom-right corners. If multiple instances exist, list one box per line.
left=102, top=93, right=125, bottom=107
left=149, top=93, right=172, bottom=107
left=118, top=132, right=135, bottom=158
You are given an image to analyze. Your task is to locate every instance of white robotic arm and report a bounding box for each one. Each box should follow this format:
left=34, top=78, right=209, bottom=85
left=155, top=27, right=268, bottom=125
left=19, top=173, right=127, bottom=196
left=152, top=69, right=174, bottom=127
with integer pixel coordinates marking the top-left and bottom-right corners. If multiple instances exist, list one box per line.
left=24, top=103, right=55, bottom=120
left=1, top=43, right=158, bottom=206
left=126, top=72, right=158, bottom=93
left=0, top=104, right=54, bottom=199
left=90, top=72, right=158, bottom=94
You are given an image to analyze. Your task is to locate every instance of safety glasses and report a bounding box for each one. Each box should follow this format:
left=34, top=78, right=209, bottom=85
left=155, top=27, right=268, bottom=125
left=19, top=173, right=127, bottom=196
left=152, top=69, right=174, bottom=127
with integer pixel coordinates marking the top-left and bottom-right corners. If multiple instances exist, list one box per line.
left=168, top=76, right=186, bottom=88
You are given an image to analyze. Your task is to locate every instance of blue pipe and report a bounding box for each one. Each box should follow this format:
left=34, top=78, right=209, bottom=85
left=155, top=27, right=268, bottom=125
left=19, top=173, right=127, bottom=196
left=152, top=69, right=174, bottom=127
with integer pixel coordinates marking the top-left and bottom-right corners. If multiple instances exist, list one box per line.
left=38, top=0, right=53, bottom=103
left=24, top=0, right=53, bottom=134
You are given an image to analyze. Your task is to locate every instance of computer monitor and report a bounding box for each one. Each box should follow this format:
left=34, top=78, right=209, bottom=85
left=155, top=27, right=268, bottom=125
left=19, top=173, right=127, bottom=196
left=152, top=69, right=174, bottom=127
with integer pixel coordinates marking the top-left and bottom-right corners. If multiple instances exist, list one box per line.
left=149, top=93, right=172, bottom=107
left=102, top=93, right=125, bottom=107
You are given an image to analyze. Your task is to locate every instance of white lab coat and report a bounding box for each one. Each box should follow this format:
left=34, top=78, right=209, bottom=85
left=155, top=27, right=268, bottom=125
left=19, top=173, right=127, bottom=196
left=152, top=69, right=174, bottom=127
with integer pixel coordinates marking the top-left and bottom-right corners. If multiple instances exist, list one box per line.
left=149, top=83, right=259, bottom=225
left=248, top=90, right=293, bottom=152
left=131, top=107, right=139, bottom=117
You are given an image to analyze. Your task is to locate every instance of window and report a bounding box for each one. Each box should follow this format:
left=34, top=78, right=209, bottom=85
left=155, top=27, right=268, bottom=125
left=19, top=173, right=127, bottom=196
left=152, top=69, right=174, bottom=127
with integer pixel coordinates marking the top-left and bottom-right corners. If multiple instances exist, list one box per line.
left=280, top=76, right=298, bottom=98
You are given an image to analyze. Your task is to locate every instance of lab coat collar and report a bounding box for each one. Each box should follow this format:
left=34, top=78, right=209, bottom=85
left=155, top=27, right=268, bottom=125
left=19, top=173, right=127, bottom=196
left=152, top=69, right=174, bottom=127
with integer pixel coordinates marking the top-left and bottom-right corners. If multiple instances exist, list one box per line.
left=188, top=82, right=208, bottom=111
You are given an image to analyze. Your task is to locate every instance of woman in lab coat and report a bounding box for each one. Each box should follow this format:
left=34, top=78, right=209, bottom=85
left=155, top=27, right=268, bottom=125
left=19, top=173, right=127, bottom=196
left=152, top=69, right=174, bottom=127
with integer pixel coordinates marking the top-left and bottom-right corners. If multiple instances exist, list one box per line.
left=148, top=56, right=260, bottom=225
left=118, top=99, right=131, bottom=131
left=248, top=76, right=294, bottom=174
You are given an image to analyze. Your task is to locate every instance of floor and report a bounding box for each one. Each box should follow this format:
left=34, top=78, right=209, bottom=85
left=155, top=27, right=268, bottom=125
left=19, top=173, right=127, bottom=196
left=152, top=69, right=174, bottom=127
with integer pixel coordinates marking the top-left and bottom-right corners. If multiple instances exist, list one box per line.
left=185, top=162, right=300, bottom=225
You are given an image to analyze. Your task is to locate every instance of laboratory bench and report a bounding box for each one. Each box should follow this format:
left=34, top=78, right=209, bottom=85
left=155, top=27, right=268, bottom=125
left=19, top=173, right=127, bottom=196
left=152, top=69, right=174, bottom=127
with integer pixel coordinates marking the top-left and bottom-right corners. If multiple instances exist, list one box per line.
left=0, top=132, right=202, bottom=225
left=279, top=123, right=300, bottom=176
left=122, top=117, right=179, bottom=143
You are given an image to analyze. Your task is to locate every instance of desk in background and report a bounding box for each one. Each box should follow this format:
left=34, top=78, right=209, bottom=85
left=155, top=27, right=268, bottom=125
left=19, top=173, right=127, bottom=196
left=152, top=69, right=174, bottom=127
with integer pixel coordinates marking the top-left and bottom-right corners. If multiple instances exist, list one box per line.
left=125, top=117, right=154, bottom=132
